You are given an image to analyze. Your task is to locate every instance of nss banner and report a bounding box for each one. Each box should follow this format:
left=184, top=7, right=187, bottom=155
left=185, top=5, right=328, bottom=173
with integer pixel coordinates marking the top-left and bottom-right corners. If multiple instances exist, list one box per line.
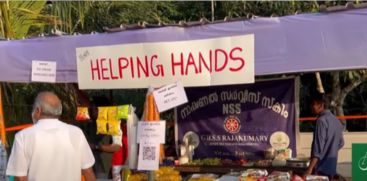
left=176, top=78, right=296, bottom=160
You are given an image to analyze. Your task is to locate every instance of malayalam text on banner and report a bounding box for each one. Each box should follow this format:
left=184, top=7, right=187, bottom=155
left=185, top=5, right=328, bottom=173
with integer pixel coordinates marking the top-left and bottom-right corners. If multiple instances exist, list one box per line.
left=176, top=78, right=296, bottom=160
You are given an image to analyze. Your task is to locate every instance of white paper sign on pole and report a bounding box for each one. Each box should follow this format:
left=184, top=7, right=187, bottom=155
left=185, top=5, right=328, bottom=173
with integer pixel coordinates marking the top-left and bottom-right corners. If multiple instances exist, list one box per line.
left=153, top=82, right=188, bottom=112
left=137, top=121, right=166, bottom=144
left=76, top=34, right=255, bottom=89
left=31, top=60, right=57, bottom=83
left=137, top=140, right=160, bottom=171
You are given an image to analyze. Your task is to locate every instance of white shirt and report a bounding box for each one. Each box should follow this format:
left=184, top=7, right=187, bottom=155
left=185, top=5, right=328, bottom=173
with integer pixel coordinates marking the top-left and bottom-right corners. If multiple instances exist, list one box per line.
left=6, top=119, right=95, bottom=181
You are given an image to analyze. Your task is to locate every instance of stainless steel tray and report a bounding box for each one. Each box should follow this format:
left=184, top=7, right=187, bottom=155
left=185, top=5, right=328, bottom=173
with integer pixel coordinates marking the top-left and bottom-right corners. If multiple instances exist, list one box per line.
left=286, top=158, right=310, bottom=168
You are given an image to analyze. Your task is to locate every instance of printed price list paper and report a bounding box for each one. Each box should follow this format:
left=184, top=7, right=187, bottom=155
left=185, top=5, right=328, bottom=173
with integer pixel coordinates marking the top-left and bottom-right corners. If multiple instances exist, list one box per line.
left=137, top=121, right=166, bottom=144
left=31, top=60, right=57, bottom=83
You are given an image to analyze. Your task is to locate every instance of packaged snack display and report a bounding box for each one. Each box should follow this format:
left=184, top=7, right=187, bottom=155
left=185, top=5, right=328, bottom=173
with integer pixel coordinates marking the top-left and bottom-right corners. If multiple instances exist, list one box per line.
left=96, top=107, right=109, bottom=134
left=107, top=106, right=118, bottom=121
left=75, top=107, right=90, bottom=122
left=96, top=106, right=122, bottom=135
left=117, top=105, right=129, bottom=120
left=97, top=107, right=108, bottom=120
left=239, top=169, right=268, bottom=181
left=96, top=119, right=108, bottom=135
left=112, top=129, right=123, bottom=146
left=107, top=107, right=121, bottom=135
left=127, top=173, right=147, bottom=181
left=305, top=175, right=329, bottom=181
left=267, top=171, right=291, bottom=181
left=155, top=166, right=181, bottom=181
left=108, top=119, right=121, bottom=136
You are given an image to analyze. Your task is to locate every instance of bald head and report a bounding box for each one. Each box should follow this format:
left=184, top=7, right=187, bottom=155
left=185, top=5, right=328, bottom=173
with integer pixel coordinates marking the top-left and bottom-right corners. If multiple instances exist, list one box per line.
left=33, top=91, right=62, bottom=118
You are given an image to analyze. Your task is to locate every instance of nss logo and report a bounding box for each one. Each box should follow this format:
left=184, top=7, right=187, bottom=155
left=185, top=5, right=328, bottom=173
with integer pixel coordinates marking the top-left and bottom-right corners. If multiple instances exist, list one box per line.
left=223, top=116, right=241, bottom=134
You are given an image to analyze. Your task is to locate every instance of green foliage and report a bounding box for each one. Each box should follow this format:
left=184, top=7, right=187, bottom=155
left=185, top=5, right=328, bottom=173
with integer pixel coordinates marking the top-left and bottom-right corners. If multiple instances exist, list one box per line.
left=2, top=83, right=78, bottom=146
left=45, top=1, right=93, bottom=33
left=42, top=1, right=326, bottom=34
left=343, top=70, right=367, bottom=82
left=0, top=0, right=48, bottom=39
left=44, top=1, right=181, bottom=33
left=2, top=83, right=78, bottom=127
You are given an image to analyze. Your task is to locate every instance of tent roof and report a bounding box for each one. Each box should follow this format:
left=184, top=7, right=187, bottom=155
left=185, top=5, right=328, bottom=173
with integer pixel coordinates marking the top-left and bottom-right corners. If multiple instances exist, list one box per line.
left=0, top=6, right=367, bottom=83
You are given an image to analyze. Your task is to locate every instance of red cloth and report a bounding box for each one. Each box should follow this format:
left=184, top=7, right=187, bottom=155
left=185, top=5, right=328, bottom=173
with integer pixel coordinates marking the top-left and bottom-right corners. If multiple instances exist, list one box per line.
left=112, top=126, right=128, bottom=166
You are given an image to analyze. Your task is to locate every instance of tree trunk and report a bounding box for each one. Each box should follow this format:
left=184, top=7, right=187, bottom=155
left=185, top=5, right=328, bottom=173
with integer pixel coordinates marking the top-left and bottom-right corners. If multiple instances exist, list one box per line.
left=330, top=72, right=342, bottom=116
left=330, top=71, right=367, bottom=128
left=315, top=72, right=325, bottom=94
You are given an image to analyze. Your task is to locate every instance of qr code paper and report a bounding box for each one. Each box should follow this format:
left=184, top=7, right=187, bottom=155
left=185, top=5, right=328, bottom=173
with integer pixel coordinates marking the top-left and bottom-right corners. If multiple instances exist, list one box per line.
left=142, top=146, right=156, bottom=161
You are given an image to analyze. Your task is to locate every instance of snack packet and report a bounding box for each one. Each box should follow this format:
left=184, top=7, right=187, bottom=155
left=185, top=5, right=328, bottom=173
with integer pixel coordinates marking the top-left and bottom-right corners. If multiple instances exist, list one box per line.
left=107, top=119, right=121, bottom=136
left=117, top=105, right=129, bottom=120
left=96, top=119, right=108, bottom=134
left=112, top=129, right=123, bottom=146
left=75, top=107, right=90, bottom=122
left=241, top=169, right=268, bottom=179
left=268, top=171, right=291, bottom=181
left=97, top=107, right=109, bottom=120
left=107, top=106, right=118, bottom=121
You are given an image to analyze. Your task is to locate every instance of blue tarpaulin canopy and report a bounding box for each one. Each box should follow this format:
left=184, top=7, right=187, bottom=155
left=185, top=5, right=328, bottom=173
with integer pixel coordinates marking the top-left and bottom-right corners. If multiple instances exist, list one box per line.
left=0, top=7, right=366, bottom=83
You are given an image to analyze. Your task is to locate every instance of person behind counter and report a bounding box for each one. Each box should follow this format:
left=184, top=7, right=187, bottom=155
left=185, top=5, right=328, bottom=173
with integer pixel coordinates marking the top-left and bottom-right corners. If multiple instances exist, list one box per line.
left=305, top=93, right=344, bottom=180
left=91, top=121, right=128, bottom=181
left=87, top=96, right=128, bottom=181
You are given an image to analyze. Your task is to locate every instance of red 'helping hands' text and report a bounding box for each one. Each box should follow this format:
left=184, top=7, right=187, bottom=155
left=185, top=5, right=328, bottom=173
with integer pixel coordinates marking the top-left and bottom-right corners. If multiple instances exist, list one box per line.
left=170, top=47, right=245, bottom=75
left=89, top=47, right=246, bottom=80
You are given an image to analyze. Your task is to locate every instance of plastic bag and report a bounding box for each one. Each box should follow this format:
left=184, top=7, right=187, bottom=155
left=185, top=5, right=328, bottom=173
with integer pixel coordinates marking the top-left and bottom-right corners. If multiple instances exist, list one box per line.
left=112, top=129, right=123, bottom=146
left=240, top=169, right=268, bottom=180
left=75, top=107, right=90, bottom=122
left=117, top=105, right=129, bottom=120
left=108, top=119, right=121, bottom=136
left=267, top=171, right=291, bottom=181
left=97, top=107, right=109, bottom=120
left=107, top=106, right=118, bottom=121
left=305, top=175, right=329, bottom=181
left=96, top=119, right=108, bottom=135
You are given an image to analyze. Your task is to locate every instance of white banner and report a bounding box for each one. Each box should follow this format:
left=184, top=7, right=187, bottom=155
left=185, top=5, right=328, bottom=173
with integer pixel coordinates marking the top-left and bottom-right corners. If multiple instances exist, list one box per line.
left=76, top=34, right=254, bottom=89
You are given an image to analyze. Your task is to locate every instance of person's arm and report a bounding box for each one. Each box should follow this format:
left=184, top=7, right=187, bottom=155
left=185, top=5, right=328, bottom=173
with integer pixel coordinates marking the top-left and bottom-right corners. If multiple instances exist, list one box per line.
left=6, top=133, right=29, bottom=179
left=14, top=176, right=27, bottom=181
left=79, top=130, right=96, bottom=180
left=305, top=119, right=327, bottom=175
left=99, top=144, right=121, bottom=153
left=82, top=167, right=96, bottom=181
left=305, top=157, right=318, bottom=175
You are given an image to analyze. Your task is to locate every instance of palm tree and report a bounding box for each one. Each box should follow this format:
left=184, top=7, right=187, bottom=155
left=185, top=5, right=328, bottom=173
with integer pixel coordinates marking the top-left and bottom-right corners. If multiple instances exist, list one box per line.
left=0, top=0, right=51, bottom=39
